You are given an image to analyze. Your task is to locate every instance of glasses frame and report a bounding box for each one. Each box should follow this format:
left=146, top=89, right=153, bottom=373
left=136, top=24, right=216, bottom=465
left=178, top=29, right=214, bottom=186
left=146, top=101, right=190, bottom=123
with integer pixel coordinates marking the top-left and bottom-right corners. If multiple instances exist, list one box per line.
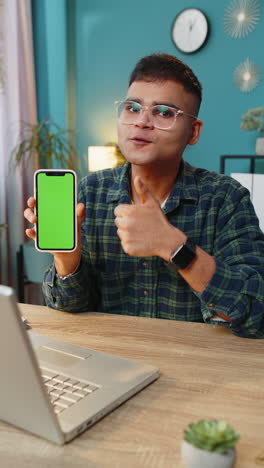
left=115, top=100, right=197, bottom=130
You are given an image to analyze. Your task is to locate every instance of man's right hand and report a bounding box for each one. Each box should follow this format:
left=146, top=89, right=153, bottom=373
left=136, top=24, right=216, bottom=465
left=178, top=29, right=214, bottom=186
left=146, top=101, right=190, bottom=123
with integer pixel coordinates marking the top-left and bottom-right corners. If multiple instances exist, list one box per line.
left=24, top=197, right=85, bottom=277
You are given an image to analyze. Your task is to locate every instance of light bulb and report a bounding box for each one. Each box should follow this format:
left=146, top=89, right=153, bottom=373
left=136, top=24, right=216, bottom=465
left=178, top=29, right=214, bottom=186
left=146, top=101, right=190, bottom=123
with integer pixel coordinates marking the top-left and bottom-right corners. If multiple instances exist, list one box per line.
left=237, top=11, right=246, bottom=22
left=243, top=71, right=251, bottom=81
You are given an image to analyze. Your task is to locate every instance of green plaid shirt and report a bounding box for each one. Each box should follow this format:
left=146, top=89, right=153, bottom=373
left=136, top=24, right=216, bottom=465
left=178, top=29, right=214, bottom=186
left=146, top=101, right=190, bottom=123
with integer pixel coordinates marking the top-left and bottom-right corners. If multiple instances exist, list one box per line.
left=43, top=161, right=264, bottom=338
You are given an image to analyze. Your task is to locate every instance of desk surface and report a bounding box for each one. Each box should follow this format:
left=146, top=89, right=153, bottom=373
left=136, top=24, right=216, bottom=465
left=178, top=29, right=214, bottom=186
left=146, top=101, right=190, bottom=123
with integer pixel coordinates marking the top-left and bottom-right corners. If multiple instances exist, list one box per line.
left=1, top=304, right=264, bottom=468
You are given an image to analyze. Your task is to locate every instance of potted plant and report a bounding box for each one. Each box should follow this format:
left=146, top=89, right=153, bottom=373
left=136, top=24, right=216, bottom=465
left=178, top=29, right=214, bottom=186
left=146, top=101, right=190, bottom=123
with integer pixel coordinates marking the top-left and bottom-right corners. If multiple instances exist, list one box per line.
left=181, top=419, right=240, bottom=468
left=10, top=120, right=80, bottom=170
left=241, top=107, right=264, bottom=155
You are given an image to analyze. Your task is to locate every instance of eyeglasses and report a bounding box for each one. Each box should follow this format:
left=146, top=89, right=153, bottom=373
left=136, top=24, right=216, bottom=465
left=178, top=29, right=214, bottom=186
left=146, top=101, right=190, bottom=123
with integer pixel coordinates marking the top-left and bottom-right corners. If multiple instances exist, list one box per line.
left=115, top=100, right=197, bottom=130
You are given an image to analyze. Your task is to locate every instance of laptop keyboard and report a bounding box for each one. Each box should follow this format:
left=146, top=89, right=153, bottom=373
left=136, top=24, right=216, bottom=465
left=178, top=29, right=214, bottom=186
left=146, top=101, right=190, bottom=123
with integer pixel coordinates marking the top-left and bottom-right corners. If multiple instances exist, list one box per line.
left=41, top=367, right=99, bottom=414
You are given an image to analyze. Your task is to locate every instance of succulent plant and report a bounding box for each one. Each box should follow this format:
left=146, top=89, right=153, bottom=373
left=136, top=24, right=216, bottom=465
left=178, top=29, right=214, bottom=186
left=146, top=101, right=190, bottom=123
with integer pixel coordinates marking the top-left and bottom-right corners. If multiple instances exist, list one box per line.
left=184, top=419, right=240, bottom=455
left=241, top=107, right=264, bottom=134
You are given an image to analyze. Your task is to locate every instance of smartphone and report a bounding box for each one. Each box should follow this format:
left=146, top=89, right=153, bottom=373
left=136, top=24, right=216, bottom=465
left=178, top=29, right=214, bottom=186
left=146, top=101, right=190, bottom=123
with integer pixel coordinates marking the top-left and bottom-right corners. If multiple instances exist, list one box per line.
left=34, top=169, right=77, bottom=252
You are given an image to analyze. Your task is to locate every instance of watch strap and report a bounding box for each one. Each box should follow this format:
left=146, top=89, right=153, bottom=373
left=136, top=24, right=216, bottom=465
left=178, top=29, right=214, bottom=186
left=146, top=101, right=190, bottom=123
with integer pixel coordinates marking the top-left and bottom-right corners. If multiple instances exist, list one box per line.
left=166, top=237, right=196, bottom=272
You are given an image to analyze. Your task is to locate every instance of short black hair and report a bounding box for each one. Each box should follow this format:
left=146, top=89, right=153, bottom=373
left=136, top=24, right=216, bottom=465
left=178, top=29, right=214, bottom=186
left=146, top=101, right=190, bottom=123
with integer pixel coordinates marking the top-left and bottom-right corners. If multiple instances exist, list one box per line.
left=129, top=53, right=202, bottom=105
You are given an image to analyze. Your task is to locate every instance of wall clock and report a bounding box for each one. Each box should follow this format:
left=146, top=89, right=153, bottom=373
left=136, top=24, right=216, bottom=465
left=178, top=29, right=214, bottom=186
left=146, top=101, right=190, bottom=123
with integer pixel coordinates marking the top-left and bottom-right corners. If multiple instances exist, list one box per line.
left=171, top=8, right=209, bottom=54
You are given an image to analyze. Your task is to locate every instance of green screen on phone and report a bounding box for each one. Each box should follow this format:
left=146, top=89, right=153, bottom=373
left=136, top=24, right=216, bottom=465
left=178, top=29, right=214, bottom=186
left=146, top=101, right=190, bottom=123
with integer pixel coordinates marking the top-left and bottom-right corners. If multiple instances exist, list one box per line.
left=36, top=171, right=76, bottom=251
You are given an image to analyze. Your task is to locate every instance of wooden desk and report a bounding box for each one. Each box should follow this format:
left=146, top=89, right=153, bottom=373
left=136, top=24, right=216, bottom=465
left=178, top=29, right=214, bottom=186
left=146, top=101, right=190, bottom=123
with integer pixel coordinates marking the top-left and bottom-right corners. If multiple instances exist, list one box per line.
left=1, top=304, right=264, bottom=468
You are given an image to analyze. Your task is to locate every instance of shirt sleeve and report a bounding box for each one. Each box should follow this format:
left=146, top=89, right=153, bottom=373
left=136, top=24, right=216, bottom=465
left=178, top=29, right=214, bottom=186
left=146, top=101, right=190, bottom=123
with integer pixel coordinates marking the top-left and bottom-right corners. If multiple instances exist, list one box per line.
left=42, top=256, right=100, bottom=312
left=198, top=183, right=264, bottom=338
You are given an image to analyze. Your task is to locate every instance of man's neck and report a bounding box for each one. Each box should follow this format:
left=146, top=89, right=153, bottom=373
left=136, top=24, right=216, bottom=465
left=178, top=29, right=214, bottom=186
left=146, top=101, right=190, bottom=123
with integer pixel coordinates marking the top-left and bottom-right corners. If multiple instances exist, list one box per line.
left=130, top=159, right=182, bottom=205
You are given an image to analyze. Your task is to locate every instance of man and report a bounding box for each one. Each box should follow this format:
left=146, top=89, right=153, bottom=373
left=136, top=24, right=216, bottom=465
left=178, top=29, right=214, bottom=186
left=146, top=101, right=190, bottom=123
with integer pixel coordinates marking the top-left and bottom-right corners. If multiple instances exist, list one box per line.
left=24, top=53, right=264, bottom=338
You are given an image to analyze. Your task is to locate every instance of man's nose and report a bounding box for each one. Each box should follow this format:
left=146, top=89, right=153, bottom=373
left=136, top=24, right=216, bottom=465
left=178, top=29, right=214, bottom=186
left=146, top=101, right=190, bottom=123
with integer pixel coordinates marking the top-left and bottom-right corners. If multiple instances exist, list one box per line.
left=135, top=108, right=153, bottom=128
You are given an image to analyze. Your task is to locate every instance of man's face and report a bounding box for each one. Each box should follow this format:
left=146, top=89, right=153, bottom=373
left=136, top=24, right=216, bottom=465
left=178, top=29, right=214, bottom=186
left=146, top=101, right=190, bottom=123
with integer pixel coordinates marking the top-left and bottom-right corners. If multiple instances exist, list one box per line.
left=117, top=79, right=202, bottom=169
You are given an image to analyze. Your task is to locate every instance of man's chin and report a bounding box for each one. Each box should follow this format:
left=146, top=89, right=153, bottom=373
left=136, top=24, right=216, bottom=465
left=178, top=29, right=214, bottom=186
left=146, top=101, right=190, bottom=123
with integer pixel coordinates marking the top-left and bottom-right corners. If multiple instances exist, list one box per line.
left=122, top=149, right=156, bottom=165
left=124, top=155, right=154, bottom=166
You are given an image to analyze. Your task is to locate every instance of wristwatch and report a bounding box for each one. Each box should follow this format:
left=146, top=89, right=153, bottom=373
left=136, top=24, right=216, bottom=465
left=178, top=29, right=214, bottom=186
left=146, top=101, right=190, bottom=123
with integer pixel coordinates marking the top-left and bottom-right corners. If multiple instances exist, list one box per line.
left=166, top=237, right=196, bottom=272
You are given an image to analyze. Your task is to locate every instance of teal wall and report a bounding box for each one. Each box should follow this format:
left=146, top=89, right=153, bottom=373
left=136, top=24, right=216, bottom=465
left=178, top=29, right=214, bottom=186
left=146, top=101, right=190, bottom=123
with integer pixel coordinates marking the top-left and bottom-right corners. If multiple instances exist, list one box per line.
left=32, top=0, right=264, bottom=176
left=32, top=0, right=66, bottom=129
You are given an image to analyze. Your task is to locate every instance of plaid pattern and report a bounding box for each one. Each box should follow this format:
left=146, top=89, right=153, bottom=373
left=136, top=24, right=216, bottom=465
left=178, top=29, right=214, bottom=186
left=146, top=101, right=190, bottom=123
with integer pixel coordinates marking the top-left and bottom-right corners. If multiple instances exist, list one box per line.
left=43, top=161, right=264, bottom=338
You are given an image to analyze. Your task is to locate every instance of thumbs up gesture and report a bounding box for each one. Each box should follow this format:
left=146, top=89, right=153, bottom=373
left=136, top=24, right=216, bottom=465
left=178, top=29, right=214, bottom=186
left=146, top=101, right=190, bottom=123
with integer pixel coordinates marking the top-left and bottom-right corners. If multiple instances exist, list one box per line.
left=114, top=176, right=185, bottom=260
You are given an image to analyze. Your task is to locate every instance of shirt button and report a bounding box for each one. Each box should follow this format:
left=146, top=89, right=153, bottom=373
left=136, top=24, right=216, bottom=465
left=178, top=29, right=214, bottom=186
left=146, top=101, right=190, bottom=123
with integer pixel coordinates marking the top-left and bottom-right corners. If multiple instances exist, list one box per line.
left=143, top=290, right=149, bottom=296
left=142, top=261, right=148, bottom=268
left=208, top=303, right=215, bottom=307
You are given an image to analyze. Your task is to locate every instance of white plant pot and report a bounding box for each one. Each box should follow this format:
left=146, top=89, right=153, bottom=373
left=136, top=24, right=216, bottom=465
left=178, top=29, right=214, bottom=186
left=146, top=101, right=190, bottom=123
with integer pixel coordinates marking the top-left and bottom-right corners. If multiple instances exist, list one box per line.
left=256, top=137, right=264, bottom=155
left=181, top=440, right=236, bottom=468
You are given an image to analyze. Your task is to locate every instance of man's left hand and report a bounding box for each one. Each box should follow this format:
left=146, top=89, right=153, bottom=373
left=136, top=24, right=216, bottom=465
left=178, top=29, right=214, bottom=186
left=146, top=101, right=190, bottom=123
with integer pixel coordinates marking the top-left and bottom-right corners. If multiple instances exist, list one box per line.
left=114, top=176, right=185, bottom=260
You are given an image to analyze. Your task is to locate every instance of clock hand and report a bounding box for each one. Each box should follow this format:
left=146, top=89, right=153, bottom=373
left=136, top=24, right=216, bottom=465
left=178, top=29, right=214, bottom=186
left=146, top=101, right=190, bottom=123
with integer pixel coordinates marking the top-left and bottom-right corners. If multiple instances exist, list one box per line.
left=189, top=17, right=197, bottom=32
left=191, top=17, right=198, bottom=32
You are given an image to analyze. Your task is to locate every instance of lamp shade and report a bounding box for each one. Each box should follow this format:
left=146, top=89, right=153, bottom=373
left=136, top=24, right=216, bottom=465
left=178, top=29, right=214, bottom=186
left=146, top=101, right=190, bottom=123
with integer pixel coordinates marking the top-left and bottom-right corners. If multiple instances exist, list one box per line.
left=88, top=146, right=117, bottom=172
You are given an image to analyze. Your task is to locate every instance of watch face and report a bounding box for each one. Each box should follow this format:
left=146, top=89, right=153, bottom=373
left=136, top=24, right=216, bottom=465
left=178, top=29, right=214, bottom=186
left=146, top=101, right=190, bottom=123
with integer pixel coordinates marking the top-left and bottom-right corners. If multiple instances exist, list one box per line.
left=172, top=8, right=209, bottom=54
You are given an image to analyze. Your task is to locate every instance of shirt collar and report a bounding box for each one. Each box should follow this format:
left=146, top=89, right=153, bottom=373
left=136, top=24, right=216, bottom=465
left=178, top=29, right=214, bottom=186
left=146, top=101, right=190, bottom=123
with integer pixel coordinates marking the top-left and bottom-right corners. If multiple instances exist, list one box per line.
left=106, top=163, right=132, bottom=204
left=106, top=160, right=198, bottom=212
left=163, top=160, right=198, bottom=214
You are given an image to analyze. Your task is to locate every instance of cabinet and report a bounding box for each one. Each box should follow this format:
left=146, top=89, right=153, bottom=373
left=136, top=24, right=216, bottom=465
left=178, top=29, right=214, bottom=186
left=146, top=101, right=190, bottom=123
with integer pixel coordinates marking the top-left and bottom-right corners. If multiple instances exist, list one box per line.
left=220, top=155, right=264, bottom=233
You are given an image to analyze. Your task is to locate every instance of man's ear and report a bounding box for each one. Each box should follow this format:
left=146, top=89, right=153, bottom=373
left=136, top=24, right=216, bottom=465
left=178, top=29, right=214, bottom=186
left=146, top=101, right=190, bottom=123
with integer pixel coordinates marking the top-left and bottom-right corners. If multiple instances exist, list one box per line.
left=188, top=119, right=203, bottom=146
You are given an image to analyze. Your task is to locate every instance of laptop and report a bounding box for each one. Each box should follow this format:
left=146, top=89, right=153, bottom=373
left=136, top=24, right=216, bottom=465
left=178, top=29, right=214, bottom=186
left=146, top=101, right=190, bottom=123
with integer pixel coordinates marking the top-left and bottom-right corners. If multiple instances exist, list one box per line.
left=0, top=285, right=160, bottom=445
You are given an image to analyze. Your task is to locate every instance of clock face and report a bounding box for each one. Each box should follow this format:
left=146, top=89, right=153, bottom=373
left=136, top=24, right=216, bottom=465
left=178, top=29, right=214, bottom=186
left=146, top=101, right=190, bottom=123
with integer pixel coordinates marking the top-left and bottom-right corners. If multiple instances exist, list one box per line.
left=172, top=8, right=209, bottom=54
